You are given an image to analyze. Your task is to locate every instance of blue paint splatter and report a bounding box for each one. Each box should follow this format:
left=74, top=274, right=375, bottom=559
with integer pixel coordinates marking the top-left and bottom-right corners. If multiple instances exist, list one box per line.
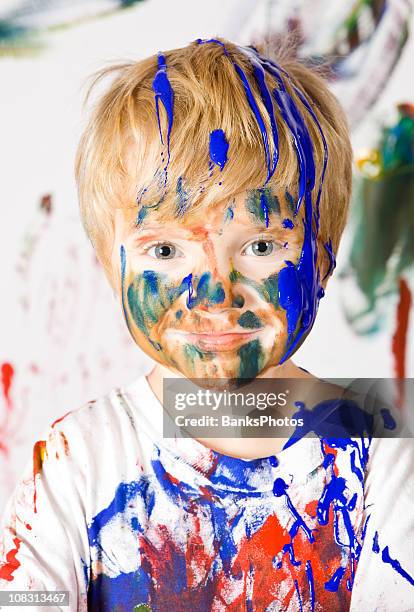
left=135, top=206, right=148, bottom=226
left=372, top=531, right=380, bottom=553
left=380, top=408, right=396, bottom=430
left=282, top=218, right=294, bottom=229
left=182, top=272, right=225, bottom=310
left=225, top=204, right=234, bottom=222
left=209, top=129, right=229, bottom=171
left=382, top=546, right=414, bottom=586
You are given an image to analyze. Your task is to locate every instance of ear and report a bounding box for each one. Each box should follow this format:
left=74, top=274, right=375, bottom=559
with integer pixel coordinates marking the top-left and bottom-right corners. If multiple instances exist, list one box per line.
left=317, top=238, right=334, bottom=290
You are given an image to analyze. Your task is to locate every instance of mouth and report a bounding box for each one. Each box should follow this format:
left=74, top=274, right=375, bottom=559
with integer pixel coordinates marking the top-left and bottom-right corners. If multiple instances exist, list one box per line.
left=166, top=329, right=264, bottom=352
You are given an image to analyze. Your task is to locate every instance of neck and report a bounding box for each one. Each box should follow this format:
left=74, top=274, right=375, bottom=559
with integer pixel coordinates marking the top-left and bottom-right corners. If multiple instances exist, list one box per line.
left=147, top=358, right=311, bottom=402
left=146, top=359, right=315, bottom=460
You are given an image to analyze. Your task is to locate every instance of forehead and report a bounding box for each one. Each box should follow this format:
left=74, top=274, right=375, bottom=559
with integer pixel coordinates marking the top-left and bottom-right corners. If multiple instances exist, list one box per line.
left=119, top=185, right=298, bottom=236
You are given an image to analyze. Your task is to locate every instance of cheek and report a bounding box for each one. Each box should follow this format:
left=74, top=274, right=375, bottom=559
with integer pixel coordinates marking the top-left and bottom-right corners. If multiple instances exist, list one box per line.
left=121, top=249, right=188, bottom=344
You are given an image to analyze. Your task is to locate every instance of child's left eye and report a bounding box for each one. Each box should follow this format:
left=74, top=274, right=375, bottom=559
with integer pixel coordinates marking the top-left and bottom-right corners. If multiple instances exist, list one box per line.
left=146, top=243, right=180, bottom=259
left=243, top=240, right=276, bottom=257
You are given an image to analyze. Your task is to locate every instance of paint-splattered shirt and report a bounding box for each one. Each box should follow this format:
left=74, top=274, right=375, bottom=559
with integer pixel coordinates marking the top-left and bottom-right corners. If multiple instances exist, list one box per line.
left=1, top=375, right=414, bottom=611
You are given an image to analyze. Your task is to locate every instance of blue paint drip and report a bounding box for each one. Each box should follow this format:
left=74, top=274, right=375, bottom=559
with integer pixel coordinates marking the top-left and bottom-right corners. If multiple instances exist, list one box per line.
left=372, top=531, right=380, bottom=553
left=255, top=55, right=320, bottom=362
left=325, top=565, right=346, bottom=592
left=381, top=408, right=396, bottom=430
left=273, top=477, right=314, bottom=542
left=257, top=51, right=328, bottom=229
left=292, top=84, right=329, bottom=231
left=181, top=272, right=225, bottom=310
left=294, top=579, right=304, bottom=612
left=382, top=546, right=414, bottom=586
left=135, top=206, right=148, bottom=226
left=322, top=238, right=336, bottom=281
left=225, top=204, right=234, bottom=221
left=282, top=218, right=294, bottom=229
left=209, top=129, right=229, bottom=171
left=250, top=61, right=279, bottom=181
left=152, top=53, right=174, bottom=184
left=182, top=273, right=194, bottom=309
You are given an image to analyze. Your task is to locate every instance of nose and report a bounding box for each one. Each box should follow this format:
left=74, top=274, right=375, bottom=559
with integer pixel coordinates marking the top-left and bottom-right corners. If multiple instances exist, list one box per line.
left=182, top=271, right=244, bottom=311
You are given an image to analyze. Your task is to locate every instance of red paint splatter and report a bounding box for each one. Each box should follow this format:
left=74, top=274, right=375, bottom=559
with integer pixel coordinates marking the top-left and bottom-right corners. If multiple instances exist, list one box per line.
left=392, top=278, right=412, bottom=408
left=33, top=440, right=47, bottom=513
left=51, top=410, right=72, bottom=428
left=55, top=431, right=70, bottom=459
left=163, top=471, right=180, bottom=486
left=0, top=537, right=21, bottom=581
left=40, top=194, right=52, bottom=215
left=1, top=362, right=14, bottom=411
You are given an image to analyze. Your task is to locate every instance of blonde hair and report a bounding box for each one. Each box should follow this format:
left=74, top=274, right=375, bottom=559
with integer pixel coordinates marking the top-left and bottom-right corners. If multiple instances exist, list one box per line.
left=75, top=38, right=352, bottom=285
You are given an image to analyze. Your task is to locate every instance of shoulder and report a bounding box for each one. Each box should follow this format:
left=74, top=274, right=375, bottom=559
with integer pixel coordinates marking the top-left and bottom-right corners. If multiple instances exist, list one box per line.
left=29, top=374, right=152, bottom=487
left=45, top=374, right=150, bottom=447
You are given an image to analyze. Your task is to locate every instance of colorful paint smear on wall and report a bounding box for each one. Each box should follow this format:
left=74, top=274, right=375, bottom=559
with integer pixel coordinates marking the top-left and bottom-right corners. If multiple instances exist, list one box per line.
left=252, top=0, right=411, bottom=128
left=0, top=0, right=146, bottom=56
left=343, top=103, right=414, bottom=400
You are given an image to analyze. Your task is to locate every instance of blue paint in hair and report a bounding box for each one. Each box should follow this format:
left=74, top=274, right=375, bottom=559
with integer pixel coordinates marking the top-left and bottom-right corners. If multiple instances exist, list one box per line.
left=197, top=38, right=277, bottom=195
left=152, top=53, right=174, bottom=185
left=209, top=129, right=229, bottom=171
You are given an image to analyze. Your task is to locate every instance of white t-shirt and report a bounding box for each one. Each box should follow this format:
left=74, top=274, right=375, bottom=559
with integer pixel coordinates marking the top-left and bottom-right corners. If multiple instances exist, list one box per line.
left=1, top=374, right=414, bottom=611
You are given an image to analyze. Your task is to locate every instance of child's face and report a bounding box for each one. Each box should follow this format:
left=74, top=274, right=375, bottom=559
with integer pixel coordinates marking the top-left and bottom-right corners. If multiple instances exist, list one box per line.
left=113, top=186, right=321, bottom=380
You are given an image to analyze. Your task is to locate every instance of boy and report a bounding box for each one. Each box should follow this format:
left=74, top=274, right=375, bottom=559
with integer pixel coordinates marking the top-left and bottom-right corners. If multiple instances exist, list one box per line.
left=1, top=38, right=414, bottom=611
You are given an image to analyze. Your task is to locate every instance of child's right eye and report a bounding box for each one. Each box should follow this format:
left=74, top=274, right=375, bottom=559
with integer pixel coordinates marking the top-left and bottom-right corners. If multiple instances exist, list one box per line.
left=146, top=242, right=180, bottom=259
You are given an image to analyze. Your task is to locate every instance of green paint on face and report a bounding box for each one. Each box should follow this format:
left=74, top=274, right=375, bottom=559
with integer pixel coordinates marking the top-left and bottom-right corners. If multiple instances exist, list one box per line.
left=183, top=343, right=211, bottom=372
left=237, top=311, right=262, bottom=329
left=285, top=190, right=296, bottom=215
left=246, top=188, right=280, bottom=225
left=262, top=274, right=279, bottom=308
left=126, top=270, right=185, bottom=346
left=133, top=605, right=151, bottom=612
left=237, top=339, right=263, bottom=380
left=229, top=268, right=279, bottom=308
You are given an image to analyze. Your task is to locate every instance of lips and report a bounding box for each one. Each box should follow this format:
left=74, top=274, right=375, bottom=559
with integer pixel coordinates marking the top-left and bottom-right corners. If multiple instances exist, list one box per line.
left=167, top=329, right=263, bottom=351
